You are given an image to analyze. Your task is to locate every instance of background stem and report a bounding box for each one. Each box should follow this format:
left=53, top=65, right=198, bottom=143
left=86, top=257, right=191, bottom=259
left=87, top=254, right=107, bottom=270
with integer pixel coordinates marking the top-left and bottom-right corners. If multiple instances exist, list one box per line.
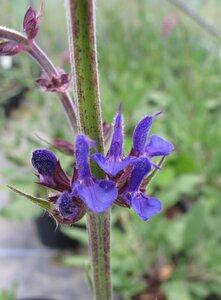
left=65, top=1, right=113, bottom=299
left=167, top=0, right=221, bottom=38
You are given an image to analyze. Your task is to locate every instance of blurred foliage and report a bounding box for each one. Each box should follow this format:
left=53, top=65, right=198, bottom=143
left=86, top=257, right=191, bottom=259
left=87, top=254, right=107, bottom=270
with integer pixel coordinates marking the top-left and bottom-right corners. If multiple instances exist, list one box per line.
left=0, top=283, right=17, bottom=300
left=1, top=0, right=221, bottom=299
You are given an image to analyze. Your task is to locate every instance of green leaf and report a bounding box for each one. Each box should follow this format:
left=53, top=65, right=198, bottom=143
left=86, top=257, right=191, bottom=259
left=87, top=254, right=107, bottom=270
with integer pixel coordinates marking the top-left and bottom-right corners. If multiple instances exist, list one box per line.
left=189, top=282, right=208, bottom=298
left=7, top=185, right=51, bottom=210
left=182, top=201, right=206, bottom=250
left=165, top=218, right=186, bottom=252
left=163, top=280, right=192, bottom=300
left=172, top=154, right=198, bottom=174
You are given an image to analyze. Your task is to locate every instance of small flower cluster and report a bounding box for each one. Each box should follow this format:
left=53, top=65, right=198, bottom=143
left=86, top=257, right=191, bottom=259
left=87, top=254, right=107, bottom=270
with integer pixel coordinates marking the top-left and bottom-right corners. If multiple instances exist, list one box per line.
left=0, top=3, right=42, bottom=57
left=31, top=104, right=174, bottom=224
left=36, top=68, right=71, bottom=93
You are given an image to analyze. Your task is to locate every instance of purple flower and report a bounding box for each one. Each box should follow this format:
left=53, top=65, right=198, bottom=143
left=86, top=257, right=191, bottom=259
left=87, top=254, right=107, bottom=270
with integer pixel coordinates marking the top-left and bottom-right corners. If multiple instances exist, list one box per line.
left=133, top=112, right=174, bottom=166
left=32, top=149, right=71, bottom=192
left=91, top=103, right=137, bottom=177
left=145, top=134, right=174, bottom=157
left=29, top=106, right=174, bottom=223
left=73, top=134, right=118, bottom=213
left=57, top=191, right=85, bottom=223
left=123, top=157, right=162, bottom=220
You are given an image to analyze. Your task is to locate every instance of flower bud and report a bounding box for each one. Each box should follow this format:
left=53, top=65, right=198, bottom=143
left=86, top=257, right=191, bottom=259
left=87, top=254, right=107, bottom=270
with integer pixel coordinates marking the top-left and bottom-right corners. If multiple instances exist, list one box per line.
left=32, top=149, right=57, bottom=176
left=23, top=2, right=43, bottom=41
left=0, top=41, right=25, bottom=56
left=56, top=191, right=86, bottom=224
left=36, top=69, right=70, bottom=93
left=32, top=149, right=71, bottom=192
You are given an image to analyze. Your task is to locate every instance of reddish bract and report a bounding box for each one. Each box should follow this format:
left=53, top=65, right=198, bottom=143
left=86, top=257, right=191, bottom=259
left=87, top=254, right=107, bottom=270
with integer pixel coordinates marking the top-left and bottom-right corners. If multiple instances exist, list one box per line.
left=23, top=2, right=43, bottom=41
left=0, top=41, right=25, bottom=56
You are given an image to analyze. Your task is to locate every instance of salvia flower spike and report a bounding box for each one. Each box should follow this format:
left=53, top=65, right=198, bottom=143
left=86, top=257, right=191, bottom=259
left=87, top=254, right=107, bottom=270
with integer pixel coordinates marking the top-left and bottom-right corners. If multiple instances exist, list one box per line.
left=123, top=157, right=162, bottom=220
left=29, top=105, right=174, bottom=222
left=91, top=103, right=137, bottom=177
left=73, top=134, right=118, bottom=213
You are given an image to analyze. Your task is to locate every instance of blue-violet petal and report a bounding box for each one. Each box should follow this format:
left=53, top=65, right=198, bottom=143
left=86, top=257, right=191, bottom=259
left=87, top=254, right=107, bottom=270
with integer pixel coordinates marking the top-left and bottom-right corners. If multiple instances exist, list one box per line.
left=133, top=116, right=153, bottom=156
left=91, top=153, right=137, bottom=177
left=75, top=134, right=92, bottom=179
left=131, top=192, right=162, bottom=220
left=145, top=134, right=174, bottom=157
left=128, top=157, right=151, bottom=192
left=75, top=178, right=117, bottom=213
left=108, top=102, right=123, bottom=159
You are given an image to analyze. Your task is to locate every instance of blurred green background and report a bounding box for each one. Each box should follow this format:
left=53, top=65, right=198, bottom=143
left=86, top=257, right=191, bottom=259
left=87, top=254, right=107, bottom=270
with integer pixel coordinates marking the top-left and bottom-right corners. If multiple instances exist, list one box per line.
left=1, top=0, right=221, bottom=299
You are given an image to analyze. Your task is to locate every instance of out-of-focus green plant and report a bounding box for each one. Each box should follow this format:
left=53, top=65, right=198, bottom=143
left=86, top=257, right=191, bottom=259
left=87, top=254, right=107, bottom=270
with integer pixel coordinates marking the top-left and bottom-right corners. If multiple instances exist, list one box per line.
left=0, top=283, right=17, bottom=300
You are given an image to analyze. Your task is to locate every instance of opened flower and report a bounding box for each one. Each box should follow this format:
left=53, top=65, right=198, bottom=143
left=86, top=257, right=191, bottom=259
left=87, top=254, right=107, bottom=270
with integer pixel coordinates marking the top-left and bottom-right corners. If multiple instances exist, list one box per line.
left=73, top=134, right=118, bottom=213
left=91, top=103, right=137, bottom=177
left=132, top=112, right=174, bottom=167
left=122, top=157, right=162, bottom=220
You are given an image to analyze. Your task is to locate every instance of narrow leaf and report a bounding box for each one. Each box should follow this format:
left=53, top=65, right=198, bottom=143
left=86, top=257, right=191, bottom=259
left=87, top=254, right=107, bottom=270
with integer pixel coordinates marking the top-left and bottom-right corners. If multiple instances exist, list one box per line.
left=7, top=184, right=51, bottom=210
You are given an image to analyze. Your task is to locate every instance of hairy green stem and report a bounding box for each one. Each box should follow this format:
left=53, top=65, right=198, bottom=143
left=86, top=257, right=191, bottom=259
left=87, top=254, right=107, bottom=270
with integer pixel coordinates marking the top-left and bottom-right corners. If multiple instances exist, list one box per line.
left=65, top=1, right=113, bottom=299
left=0, top=26, right=78, bottom=131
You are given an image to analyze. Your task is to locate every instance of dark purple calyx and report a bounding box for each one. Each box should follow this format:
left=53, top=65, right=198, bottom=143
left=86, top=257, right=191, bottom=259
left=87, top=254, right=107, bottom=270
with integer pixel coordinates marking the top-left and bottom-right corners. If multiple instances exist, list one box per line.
left=54, top=138, right=74, bottom=155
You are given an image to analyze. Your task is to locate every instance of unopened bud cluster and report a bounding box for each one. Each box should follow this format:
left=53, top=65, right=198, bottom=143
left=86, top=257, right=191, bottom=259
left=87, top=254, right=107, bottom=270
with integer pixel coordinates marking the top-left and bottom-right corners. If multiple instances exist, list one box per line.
left=0, top=3, right=70, bottom=94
